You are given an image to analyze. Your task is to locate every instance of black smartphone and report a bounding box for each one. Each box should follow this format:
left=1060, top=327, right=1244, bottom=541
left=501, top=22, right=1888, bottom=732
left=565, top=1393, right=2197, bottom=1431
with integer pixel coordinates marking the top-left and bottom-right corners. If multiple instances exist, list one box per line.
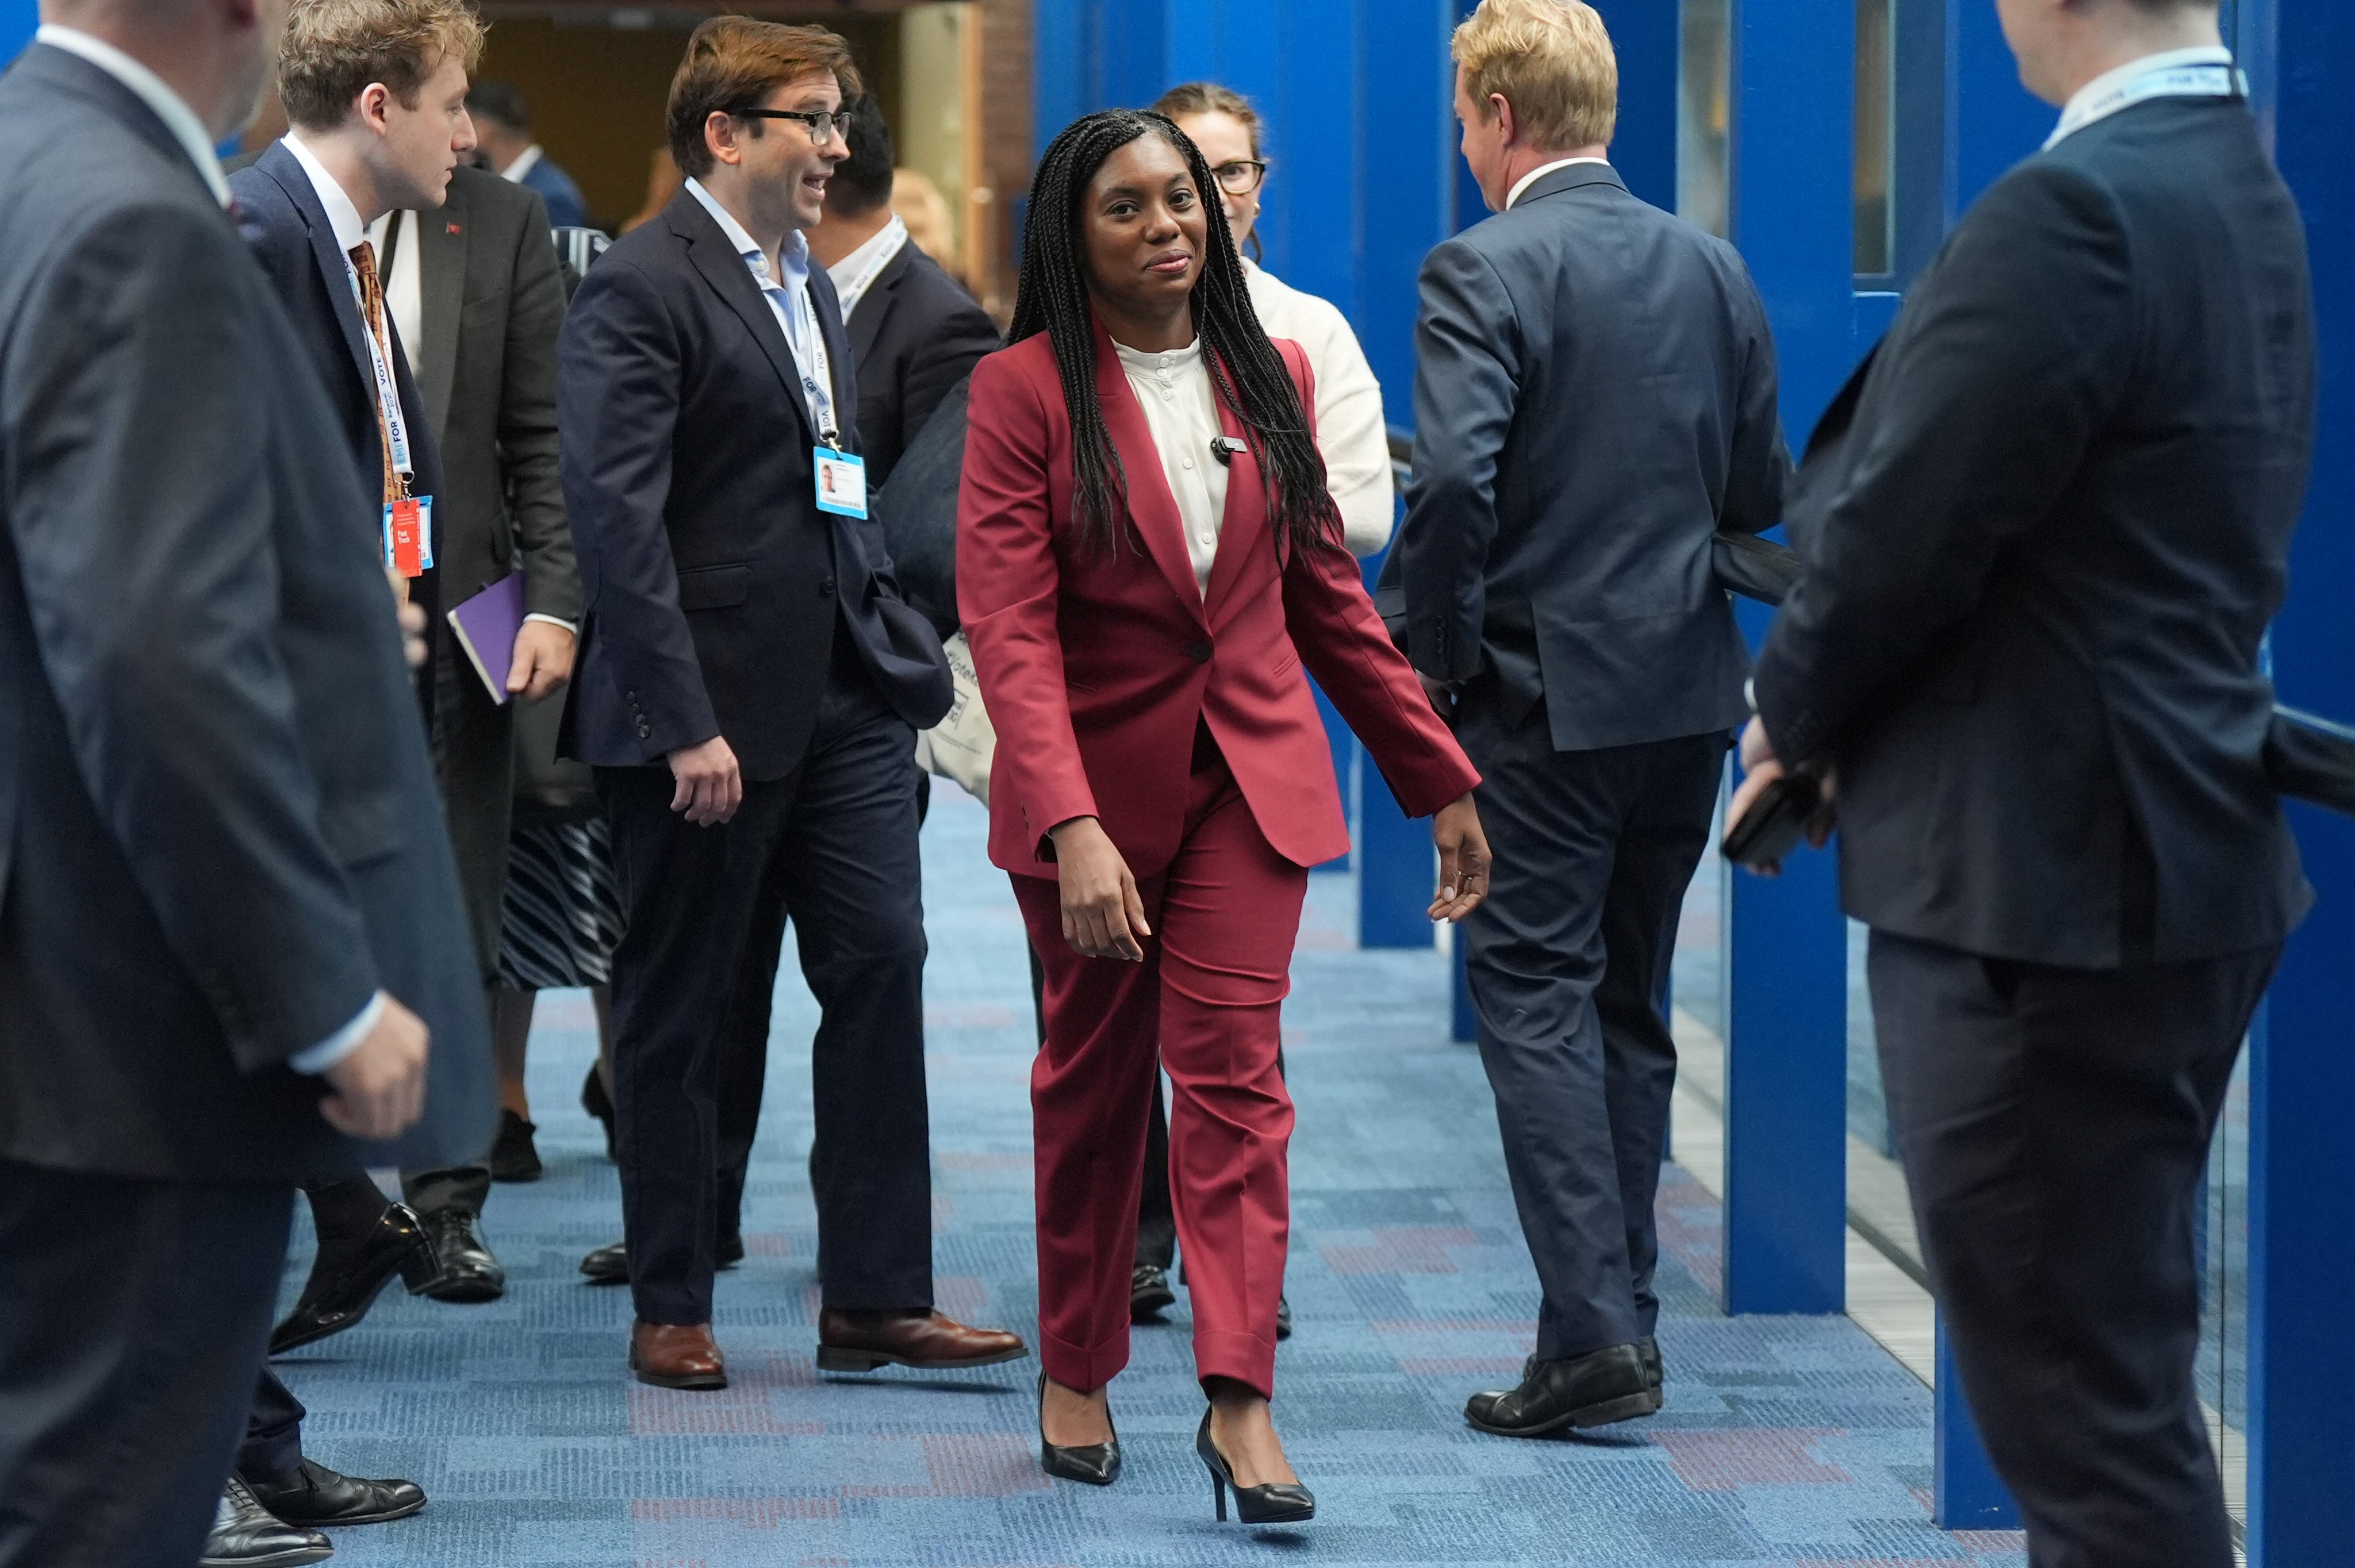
left=1721, top=772, right=1822, bottom=869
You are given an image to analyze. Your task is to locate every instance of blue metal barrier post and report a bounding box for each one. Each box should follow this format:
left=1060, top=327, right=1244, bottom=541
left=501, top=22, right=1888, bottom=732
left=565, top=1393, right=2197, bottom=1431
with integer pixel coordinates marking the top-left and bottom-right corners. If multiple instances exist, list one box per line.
left=1716, top=0, right=1851, bottom=1319
left=2247, top=3, right=2355, bottom=1561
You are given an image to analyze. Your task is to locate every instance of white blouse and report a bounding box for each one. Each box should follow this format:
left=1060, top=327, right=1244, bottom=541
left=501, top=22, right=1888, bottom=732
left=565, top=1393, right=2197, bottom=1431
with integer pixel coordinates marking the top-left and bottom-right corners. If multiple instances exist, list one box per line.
left=1244, top=259, right=1396, bottom=556
left=1114, top=337, right=1229, bottom=596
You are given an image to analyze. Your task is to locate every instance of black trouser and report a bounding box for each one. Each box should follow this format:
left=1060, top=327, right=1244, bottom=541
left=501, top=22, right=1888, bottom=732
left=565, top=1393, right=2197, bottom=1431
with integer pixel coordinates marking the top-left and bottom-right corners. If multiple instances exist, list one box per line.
left=600, top=654, right=933, bottom=1325
left=1869, top=930, right=2276, bottom=1568
left=0, top=1160, right=292, bottom=1568
left=239, top=1369, right=305, bottom=1486
left=1456, top=692, right=1723, bottom=1362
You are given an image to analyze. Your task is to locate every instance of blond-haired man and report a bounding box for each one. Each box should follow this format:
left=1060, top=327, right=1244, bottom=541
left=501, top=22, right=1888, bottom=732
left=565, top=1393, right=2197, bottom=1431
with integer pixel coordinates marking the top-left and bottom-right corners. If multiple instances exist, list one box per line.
left=1389, top=0, right=1789, bottom=1438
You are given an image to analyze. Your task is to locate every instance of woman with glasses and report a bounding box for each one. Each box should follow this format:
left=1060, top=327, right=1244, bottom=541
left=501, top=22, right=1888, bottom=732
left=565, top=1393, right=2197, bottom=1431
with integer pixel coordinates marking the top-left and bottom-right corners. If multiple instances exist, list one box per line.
left=959, top=109, right=1492, bottom=1523
left=1154, top=83, right=1396, bottom=555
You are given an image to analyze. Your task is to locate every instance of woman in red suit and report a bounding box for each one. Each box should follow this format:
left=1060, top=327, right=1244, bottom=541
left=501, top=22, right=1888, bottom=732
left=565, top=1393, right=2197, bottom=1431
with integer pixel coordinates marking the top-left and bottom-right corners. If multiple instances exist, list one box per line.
left=958, top=110, right=1490, bottom=1524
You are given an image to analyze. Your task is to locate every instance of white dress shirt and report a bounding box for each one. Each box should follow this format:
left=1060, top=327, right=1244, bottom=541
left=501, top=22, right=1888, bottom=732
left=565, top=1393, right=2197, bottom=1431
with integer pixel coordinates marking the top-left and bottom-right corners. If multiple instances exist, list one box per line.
left=499, top=144, right=546, bottom=183
left=684, top=176, right=842, bottom=441
left=33, top=26, right=229, bottom=207
left=826, top=213, right=910, bottom=324
left=1242, top=258, right=1395, bottom=556
left=1115, top=339, right=1229, bottom=596
left=1506, top=155, right=1612, bottom=211
left=2044, top=47, right=2239, bottom=149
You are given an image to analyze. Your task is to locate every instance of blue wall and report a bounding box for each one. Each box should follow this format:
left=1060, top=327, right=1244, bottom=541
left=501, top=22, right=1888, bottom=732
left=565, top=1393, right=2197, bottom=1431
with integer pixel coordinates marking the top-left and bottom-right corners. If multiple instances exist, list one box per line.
left=3, top=0, right=35, bottom=62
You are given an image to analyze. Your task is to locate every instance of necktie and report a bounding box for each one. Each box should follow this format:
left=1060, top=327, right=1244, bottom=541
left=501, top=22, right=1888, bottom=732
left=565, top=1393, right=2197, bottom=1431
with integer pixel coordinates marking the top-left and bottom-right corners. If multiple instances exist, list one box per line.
left=348, top=241, right=401, bottom=506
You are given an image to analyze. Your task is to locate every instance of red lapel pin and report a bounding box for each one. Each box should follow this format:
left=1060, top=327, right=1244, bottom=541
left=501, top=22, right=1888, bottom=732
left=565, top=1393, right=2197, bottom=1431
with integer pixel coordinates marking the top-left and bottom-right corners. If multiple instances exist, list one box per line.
left=447, top=222, right=463, bottom=235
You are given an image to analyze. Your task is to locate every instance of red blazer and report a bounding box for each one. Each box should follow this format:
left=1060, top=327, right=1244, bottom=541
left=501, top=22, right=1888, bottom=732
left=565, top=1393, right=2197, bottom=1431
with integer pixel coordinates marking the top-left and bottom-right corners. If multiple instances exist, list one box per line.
left=958, top=321, right=1477, bottom=879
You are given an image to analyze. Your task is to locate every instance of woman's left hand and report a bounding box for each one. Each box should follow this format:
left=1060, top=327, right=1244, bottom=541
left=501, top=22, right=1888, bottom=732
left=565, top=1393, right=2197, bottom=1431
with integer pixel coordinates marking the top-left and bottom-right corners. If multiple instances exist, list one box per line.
left=1428, top=793, right=1491, bottom=923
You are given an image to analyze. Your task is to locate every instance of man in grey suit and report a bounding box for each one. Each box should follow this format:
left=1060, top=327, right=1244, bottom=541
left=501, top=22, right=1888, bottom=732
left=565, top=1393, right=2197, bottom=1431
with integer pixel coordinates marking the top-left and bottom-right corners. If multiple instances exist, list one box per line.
left=1393, top=0, right=1786, bottom=1438
left=0, top=0, right=493, bottom=1562
left=1739, top=2, right=2310, bottom=1561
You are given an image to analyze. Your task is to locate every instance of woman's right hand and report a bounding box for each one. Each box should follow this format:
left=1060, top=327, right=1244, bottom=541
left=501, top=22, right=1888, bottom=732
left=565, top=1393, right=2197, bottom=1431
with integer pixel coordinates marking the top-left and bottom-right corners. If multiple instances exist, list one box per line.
left=1049, top=817, right=1152, bottom=960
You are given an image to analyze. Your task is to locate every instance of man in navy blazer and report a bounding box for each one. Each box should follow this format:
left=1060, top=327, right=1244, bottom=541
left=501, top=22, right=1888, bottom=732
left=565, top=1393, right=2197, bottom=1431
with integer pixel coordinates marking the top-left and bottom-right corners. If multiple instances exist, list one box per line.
left=1739, top=2, right=2310, bottom=1561
left=0, top=6, right=490, bottom=1563
left=558, top=18, right=1014, bottom=1392
left=1394, top=0, right=1788, bottom=1440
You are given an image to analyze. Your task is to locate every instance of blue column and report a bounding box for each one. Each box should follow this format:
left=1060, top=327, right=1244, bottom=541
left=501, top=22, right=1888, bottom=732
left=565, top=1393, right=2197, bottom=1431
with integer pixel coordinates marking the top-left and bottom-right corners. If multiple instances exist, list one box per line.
left=1716, top=0, right=1852, bottom=1319
left=1, top=0, right=32, bottom=62
left=2248, top=3, right=2355, bottom=1562
left=1933, top=1316, right=2022, bottom=1529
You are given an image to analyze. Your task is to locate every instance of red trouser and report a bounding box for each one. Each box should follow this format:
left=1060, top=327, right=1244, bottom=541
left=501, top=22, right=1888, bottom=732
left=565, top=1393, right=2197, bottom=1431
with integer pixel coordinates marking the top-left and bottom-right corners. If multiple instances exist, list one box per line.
left=1012, top=746, right=1308, bottom=1400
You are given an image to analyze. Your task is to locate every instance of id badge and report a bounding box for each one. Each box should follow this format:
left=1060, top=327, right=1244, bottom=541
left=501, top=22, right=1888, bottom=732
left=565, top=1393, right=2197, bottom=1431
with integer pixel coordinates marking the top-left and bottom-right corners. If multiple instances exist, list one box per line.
left=384, top=496, right=423, bottom=578
left=814, top=447, right=868, bottom=518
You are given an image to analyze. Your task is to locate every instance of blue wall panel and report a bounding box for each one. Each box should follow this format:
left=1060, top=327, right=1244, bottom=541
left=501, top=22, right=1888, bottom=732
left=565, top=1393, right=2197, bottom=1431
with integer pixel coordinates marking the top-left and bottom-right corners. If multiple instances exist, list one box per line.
left=2249, top=1, right=2355, bottom=1561
left=1, top=0, right=31, bottom=63
left=1716, top=0, right=1852, bottom=1319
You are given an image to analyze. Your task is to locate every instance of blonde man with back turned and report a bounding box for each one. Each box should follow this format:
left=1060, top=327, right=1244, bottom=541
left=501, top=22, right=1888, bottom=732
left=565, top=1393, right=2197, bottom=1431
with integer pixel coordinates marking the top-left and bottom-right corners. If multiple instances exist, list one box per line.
left=1388, top=0, right=1790, bottom=1439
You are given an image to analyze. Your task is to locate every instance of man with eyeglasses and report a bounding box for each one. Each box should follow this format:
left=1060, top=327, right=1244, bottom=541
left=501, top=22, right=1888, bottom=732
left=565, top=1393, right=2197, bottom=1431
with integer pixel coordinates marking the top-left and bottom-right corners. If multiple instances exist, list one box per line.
left=558, top=16, right=1024, bottom=1392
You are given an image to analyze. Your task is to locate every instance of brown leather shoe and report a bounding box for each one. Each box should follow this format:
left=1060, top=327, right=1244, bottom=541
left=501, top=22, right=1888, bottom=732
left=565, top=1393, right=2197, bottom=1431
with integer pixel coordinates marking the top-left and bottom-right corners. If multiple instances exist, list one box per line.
left=628, top=1320, right=727, bottom=1389
left=815, top=1308, right=1029, bottom=1373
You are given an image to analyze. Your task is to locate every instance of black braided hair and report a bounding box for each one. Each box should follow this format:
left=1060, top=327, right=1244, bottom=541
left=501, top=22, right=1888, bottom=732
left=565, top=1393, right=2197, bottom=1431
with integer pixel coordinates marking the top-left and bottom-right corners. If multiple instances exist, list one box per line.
left=1010, top=110, right=1341, bottom=562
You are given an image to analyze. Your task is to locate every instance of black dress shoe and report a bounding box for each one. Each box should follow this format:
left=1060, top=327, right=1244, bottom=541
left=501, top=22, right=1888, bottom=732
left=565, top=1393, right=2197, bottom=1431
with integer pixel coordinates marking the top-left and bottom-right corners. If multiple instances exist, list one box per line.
left=1464, top=1343, right=1662, bottom=1438
left=419, top=1209, right=505, bottom=1303
left=1037, top=1372, right=1121, bottom=1485
left=269, top=1202, right=438, bottom=1355
left=1130, top=1263, right=1175, bottom=1322
left=1276, top=1294, right=1294, bottom=1341
left=1195, top=1408, right=1314, bottom=1524
left=201, top=1478, right=332, bottom=1567
left=581, top=1064, right=616, bottom=1162
left=578, top=1233, right=742, bottom=1285
left=1639, top=1334, right=1663, bottom=1389
left=488, top=1109, right=543, bottom=1183
left=247, top=1457, right=426, bottom=1526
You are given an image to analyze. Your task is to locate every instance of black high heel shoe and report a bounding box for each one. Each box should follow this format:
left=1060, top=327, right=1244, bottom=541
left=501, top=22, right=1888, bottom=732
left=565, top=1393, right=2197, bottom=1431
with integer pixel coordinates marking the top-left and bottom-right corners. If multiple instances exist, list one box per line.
left=1037, top=1373, right=1121, bottom=1486
left=1195, top=1408, right=1314, bottom=1524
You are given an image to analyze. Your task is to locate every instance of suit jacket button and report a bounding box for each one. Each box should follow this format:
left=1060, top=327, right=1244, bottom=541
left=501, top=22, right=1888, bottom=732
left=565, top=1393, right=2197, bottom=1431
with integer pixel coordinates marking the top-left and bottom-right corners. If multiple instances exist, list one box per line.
left=637, top=722, right=651, bottom=739
left=1187, top=641, right=1212, bottom=663
left=819, top=577, right=837, bottom=597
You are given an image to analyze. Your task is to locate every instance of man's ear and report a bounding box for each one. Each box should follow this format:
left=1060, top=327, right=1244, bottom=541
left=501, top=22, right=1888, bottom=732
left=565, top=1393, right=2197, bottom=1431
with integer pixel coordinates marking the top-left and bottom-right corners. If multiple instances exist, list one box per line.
left=358, top=81, right=393, bottom=134
left=1487, top=92, right=1518, bottom=149
left=704, top=111, right=740, bottom=168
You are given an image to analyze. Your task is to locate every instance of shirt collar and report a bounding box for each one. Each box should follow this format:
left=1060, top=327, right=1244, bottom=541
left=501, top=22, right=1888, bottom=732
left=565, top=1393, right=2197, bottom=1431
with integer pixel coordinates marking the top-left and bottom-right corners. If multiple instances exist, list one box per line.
left=1506, top=156, right=1612, bottom=211
left=684, top=176, right=811, bottom=287
left=826, top=213, right=908, bottom=318
left=2045, top=47, right=2238, bottom=149
left=35, top=26, right=229, bottom=209
left=281, top=131, right=369, bottom=253
left=499, top=144, right=544, bottom=183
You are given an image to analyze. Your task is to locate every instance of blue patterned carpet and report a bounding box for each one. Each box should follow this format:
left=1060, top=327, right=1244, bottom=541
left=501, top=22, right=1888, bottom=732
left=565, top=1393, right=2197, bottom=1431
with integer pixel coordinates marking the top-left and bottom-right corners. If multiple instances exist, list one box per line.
left=272, top=788, right=2027, bottom=1567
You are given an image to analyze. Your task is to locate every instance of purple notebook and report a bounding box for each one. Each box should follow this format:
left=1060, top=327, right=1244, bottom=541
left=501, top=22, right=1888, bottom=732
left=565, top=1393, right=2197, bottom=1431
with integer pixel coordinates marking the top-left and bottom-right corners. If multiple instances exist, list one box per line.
left=447, top=571, right=527, bottom=705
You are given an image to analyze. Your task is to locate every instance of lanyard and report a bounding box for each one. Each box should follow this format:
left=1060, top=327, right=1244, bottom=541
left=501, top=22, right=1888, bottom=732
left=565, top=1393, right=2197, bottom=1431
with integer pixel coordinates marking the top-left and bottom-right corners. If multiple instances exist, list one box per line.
left=751, top=250, right=842, bottom=450
left=342, top=251, right=414, bottom=482
left=2047, top=60, right=2243, bottom=148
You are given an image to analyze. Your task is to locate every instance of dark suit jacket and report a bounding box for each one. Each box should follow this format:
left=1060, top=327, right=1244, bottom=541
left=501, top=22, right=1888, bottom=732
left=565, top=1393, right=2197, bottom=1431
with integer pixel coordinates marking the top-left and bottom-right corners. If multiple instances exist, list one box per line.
left=1753, top=95, right=2316, bottom=967
left=1394, top=162, right=1788, bottom=751
left=558, top=188, right=953, bottom=781
left=516, top=152, right=588, bottom=232
left=231, top=141, right=451, bottom=699
left=0, top=44, right=493, bottom=1180
left=842, top=236, right=998, bottom=488
left=394, top=166, right=577, bottom=977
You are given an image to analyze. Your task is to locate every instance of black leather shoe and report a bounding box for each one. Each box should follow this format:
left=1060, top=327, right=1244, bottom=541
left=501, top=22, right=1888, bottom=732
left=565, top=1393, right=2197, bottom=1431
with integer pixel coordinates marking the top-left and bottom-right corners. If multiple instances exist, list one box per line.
left=1464, top=1343, right=1661, bottom=1438
left=201, top=1478, right=332, bottom=1567
left=488, top=1109, right=542, bottom=1183
left=419, top=1209, right=505, bottom=1303
left=1130, top=1264, right=1175, bottom=1322
left=1639, top=1334, right=1663, bottom=1389
left=579, top=1233, right=743, bottom=1285
left=246, top=1457, right=425, bottom=1527
left=580, top=1065, right=616, bottom=1162
left=269, top=1202, right=438, bottom=1354
left=1038, top=1372, right=1120, bottom=1485
left=1276, top=1294, right=1294, bottom=1341
left=1196, top=1407, right=1314, bottom=1524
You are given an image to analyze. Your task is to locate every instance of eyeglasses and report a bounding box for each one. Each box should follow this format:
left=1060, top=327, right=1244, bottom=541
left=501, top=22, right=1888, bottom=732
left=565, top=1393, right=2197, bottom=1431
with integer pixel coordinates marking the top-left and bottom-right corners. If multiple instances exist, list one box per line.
left=733, top=107, right=846, bottom=147
left=1209, top=159, right=1268, bottom=196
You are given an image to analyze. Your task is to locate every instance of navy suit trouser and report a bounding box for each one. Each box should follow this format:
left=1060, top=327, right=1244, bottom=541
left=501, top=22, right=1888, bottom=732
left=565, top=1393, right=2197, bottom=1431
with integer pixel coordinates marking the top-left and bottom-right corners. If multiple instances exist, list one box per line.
left=600, top=647, right=933, bottom=1326
left=0, top=1162, right=292, bottom=1568
left=1869, top=930, right=2275, bottom=1568
left=1456, top=691, right=1724, bottom=1363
